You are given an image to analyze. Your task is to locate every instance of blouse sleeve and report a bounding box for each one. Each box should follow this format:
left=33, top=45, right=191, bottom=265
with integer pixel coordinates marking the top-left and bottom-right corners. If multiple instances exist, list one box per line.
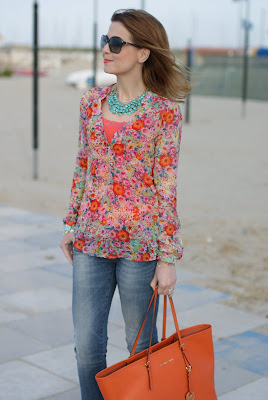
left=63, top=94, right=88, bottom=226
left=153, top=101, right=184, bottom=263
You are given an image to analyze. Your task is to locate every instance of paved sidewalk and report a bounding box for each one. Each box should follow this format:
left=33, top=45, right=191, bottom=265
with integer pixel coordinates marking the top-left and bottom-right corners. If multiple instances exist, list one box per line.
left=0, top=203, right=267, bottom=399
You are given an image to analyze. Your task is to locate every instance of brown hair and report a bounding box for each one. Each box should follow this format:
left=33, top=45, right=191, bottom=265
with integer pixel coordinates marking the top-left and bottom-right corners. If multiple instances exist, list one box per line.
left=111, top=9, right=194, bottom=103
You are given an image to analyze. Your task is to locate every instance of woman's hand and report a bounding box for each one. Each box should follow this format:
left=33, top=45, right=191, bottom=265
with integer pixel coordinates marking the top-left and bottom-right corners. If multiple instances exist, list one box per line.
left=59, top=232, right=75, bottom=264
left=150, top=261, right=177, bottom=296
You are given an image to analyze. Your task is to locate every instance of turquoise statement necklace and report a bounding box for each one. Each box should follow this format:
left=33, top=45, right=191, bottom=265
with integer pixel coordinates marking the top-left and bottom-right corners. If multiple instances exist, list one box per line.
left=108, top=85, right=149, bottom=116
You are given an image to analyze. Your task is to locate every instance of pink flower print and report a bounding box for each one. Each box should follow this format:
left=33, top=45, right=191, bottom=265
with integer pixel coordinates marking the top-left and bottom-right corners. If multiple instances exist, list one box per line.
left=124, top=189, right=134, bottom=198
left=144, top=143, right=151, bottom=151
left=109, top=192, right=115, bottom=202
left=144, top=215, right=153, bottom=223
left=137, top=164, right=145, bottom=173
left=119, top=171, right=128, bottom=179
left=101, top=248, right=109, bottom=256
left=106, top=219, right=114, bottom=228
left=139, top=246, right=146, bottom=253
left=125, top=200, right=134, bottom=209
left=116, top=155, right=124, bottom=163
left=126, top=143, right=135, bottom=152
left=118, top=196, right=125, bottom=204
left=165, top=132, right=172, bottom=139
left=89, top=242, right=98, bottom=250
left=136, top=222, right=143, bottom=230
left=83, top=246, right=90, bottom=252
left=141, top=127, right=149, bottom=135
left=86, top=210, right=92, bottom=218
left=135, top=197, right=143, bottom=205
left=81, top=150, right=88, bottom=158
left=121, top=178, right=130, bottom=187
left=114, top=240, right=123, bottom=248
left=170, top=147, right=177, bottom=155
left=92, top=213, right=99, bottom=221
left=98, top=205, right=106, bottom=213
left=125, top=153, right=133, bottom=161
left=155, top=165, right=162, bottom=175
left=144, top=117, right=153, bottom=127
left=77, top=232, right=84, bottom=239
left=162, top=145, right=168, bottom=153
left=138, top=181, right=145, bottom=190
left=109, top=231, right=117, bottom=239
left=132, top=131, right=139, bottom=139
left=146, top=204, right=153, bottom=212
left=167, top=123, right=175, bottom=132
left=72, top=189, right=81, bottom=196
left=134, top=171, right=142, bottom=180
left=103, top=164, right=110, bottom=173
left=171, top=157, right=178, bottom=166
left=114, top=223, right=123, bottom=230
left=155, top=120, right=162, bottom=129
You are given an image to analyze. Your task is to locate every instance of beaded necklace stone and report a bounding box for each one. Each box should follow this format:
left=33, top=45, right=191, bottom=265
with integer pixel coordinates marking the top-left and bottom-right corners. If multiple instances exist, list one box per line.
left=108, top=85, right=149, bottom=116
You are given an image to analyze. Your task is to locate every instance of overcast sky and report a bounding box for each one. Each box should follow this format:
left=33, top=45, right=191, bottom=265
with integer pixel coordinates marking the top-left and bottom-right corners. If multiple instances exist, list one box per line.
left=1, top=0, right=268, bottom=49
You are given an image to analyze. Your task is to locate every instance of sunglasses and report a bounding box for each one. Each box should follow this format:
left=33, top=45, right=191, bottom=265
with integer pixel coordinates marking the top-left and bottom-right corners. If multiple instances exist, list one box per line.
left=100, top=35, right=141, bottom=54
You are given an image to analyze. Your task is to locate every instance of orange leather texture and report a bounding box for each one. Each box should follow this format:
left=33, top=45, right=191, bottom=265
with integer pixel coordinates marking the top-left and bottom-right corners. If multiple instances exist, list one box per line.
left=95, top=288, right=217, bottom=400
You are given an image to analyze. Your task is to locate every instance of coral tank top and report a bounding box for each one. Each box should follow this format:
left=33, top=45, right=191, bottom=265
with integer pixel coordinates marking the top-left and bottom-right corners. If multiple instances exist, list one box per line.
left=102, top=117, right=127, bottom=144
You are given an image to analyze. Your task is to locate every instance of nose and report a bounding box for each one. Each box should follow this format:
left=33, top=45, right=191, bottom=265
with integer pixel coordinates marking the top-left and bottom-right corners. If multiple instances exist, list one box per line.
left=102, top=42, right=110, bottom=55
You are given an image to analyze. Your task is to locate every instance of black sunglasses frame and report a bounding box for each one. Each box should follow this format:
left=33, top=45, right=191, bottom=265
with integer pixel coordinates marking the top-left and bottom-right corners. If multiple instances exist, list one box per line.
left=100, top=35, right=141, bottom=54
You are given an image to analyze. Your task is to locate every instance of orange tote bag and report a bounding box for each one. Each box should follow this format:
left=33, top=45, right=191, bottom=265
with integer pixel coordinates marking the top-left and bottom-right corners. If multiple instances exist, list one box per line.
left=95, top=287, right=218, bottom=400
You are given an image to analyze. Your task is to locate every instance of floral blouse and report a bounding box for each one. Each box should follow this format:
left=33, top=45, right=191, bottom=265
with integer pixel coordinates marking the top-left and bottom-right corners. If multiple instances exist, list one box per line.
left=63, top=83, right=184, bottom=263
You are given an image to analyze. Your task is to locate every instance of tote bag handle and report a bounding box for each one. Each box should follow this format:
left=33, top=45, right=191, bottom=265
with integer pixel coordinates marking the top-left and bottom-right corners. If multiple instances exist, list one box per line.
left=130, top=288, right=183, bottom=357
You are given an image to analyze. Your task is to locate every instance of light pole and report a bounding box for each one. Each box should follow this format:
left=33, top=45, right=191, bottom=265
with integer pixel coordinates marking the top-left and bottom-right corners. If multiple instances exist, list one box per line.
left=32, top=1, right=39, bottom=179
left=233, top=0, right=251, bottom=117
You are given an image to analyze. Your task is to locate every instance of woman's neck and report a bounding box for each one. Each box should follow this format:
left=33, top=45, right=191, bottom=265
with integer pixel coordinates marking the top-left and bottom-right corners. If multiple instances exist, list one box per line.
left=115, top=77, right=147, bottom=103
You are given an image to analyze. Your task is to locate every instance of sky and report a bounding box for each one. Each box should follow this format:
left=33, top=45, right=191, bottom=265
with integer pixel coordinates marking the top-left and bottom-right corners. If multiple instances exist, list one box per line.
left=1, top=0, right=268, bottom=49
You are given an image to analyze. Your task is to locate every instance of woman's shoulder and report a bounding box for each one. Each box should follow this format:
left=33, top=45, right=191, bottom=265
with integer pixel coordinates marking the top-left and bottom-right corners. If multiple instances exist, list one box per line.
left=150, top=91, right=181, bottom=114
left=80, top=83, right=115, bottom=104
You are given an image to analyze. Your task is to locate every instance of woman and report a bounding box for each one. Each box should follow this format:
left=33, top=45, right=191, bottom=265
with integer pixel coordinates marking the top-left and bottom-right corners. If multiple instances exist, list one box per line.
left=60, top=8, right=192, bottom=400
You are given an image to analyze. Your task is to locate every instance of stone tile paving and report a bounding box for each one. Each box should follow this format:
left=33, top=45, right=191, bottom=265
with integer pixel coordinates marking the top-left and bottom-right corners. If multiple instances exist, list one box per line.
left=0, top=204, right=267, bottom=399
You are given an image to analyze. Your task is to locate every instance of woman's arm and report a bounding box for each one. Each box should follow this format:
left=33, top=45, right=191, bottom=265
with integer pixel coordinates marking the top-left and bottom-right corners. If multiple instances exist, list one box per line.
left=153, top=100, right=184, bottom=264
left=60, top=93, right=89, bottom=264
left=63, top=93, right=88, bottom=227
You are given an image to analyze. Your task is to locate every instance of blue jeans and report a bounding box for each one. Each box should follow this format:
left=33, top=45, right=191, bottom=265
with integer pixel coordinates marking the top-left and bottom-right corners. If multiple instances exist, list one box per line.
left=72, top=246, right=159, bottom=400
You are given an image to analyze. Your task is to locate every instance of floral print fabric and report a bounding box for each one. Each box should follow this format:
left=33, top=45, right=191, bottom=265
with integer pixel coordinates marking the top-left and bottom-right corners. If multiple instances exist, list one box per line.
left=63, top=83, right=184, bottom=263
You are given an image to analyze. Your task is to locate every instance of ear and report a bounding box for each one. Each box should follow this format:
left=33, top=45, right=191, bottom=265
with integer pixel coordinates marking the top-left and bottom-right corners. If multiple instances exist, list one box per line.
left=138, top=48, right=150, bottom=63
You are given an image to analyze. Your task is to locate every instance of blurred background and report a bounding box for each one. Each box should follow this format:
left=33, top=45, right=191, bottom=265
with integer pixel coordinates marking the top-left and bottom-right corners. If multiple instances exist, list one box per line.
left=0, top=2, right=268, bottom=398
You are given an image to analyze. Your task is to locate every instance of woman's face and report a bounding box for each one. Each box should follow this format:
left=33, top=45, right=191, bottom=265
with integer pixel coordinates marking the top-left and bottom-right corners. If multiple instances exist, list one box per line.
left=102, top=21, right=147, bottom=77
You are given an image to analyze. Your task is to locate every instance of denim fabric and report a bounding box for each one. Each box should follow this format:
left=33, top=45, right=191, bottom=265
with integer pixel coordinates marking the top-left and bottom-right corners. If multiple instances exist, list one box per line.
left=72, top=245, right=159, bottom=400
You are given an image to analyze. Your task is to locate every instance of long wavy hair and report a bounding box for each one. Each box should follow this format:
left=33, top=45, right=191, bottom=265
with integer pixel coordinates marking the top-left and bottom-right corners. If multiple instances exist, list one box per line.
left=111, top=9, right=194, bottom=103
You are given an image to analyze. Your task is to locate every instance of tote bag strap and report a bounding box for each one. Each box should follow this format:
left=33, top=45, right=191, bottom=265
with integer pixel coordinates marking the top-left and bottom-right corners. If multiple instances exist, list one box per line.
left=130, top=288, right=183, bottom=357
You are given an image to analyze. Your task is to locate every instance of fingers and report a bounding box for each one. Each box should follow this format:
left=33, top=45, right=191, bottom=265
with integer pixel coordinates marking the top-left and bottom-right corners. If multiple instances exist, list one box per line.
left=150, top=272, right=158, bottom=290
left=59, top=236, right=74, bottom=265
left=157, top=283, right=175, bottom=297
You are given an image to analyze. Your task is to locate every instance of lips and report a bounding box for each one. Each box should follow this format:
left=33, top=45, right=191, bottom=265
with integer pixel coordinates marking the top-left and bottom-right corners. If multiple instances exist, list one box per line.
left=104, top=59, right=113, bottom=63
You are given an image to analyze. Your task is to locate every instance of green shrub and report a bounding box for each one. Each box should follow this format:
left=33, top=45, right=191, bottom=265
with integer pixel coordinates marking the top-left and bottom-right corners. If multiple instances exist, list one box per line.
left=0, top=68, right=13, bottom=77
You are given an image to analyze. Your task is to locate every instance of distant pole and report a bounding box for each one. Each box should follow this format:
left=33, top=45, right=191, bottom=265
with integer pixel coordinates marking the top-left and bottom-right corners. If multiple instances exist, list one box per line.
left=92, top=0, right=98, bottom=87
left=141, top=0, right=145, bottom=9
left=185, top=39, right=192, bottom=124
left=32, top=1, right=39, bottom=180
left=241, top=0, right=250, bottom=118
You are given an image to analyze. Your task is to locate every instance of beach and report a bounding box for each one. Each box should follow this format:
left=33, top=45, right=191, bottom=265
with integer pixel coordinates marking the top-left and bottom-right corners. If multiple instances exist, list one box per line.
left=1, top=68, right=267, bottom=318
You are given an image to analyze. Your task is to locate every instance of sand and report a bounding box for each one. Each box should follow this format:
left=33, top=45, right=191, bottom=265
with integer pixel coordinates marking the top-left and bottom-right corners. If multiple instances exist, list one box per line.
left=1, top=68, right=267, bottom=317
